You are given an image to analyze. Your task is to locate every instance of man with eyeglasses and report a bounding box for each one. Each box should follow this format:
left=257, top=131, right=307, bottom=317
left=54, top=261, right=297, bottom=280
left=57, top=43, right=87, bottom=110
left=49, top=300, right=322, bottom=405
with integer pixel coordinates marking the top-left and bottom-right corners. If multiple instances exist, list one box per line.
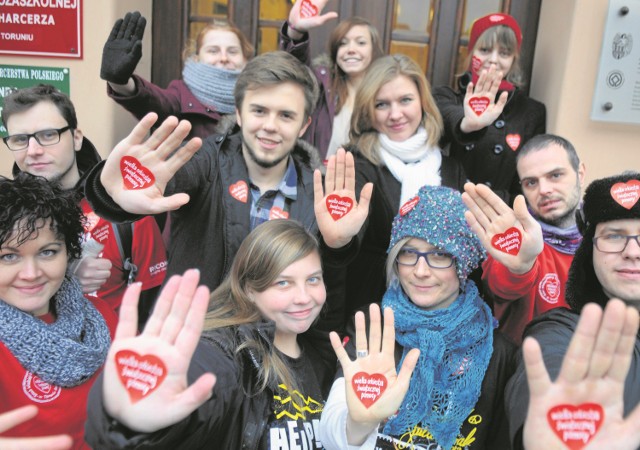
left=1, top=84, right=167, bottom=319
left=462, top=134, right=586, bottom=344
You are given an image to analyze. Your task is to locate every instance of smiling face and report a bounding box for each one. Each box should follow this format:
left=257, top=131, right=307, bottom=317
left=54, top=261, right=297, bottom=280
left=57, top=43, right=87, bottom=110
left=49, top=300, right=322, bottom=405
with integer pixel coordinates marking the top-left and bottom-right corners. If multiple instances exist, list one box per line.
left=372, top=75, right=423, bottom=142
left=336, top=24, right=374, bottom=80
left=396, top=238, right=460, bottom=311
left=196, top=29, right=247, bottom=70
left=0, top=222, right=67, bottom=316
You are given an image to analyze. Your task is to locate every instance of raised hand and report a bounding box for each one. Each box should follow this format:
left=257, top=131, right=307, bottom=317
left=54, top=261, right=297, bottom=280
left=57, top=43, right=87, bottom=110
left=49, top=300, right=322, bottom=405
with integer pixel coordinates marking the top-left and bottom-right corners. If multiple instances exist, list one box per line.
left=329, top=304, right=420, bottom=444
left=460, top=66, right=509, bottom=133
left=314, top=148, right=373, bottom=248
left=287, top=0, right=338, bottom=36
left=0, top=405, right=72, bottom=450
left=102, top=269, right=216, bottom=433
left=101, top=113, right=202, bottom=215
left=523, top=299, right=640, bottom=450
left=101, top=11, right=147, bottom=85
left=462, top=182, right=543, bottom=274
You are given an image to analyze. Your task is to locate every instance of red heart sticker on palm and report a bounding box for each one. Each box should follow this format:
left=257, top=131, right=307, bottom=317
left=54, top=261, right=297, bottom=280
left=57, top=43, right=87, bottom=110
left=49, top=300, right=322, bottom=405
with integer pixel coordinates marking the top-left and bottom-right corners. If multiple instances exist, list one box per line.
left=506, top=133, right=521, bottom=151
left=400, top=196, right=419, bottom=216
left=120, top=156, right=155, bottom=190
left=229, top=180, right=248, bottom=203
left=610, top=180, right=640, bottom=210
left=352, top=372, right=387, bottom=408
left=326, top=194, right=353, bottom=220
left=491, top=227, right=522, bottom=255
left=468, top=96, right=490, bottom=116
left=269, top=206, right=289, bottom=220
left=300, top=0, right=319, bottom=17
left=547, top=403, right=604, bottom=449
left=115, top=350, right=167, bottom=403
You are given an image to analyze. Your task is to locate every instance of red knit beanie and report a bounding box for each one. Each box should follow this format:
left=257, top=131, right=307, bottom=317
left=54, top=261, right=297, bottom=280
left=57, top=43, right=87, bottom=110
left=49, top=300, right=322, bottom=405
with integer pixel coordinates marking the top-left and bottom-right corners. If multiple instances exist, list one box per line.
left=468, top=13, right=522, bottom=52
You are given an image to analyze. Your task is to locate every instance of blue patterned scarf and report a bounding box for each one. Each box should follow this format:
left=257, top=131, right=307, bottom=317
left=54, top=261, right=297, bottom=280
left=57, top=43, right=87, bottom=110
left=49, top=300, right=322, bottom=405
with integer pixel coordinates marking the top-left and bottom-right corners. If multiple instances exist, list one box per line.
left=182, top=59, right=239, bottom=114
left=539, top=221, right=582, bottom=255
left=382, top=280, right=494, bottom=450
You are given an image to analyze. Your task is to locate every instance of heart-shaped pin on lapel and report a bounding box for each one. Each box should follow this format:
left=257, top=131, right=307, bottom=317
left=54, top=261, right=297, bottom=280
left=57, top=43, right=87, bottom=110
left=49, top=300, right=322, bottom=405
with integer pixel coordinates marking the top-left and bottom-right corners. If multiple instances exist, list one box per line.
left=547, top=403, right=604, bottom=450
left=352, top=372, right=387, bottom=408
left=269, top=206, right=289, bottom=220
left=400, top=196, right=419, bottom=216
left=610, top=180, right=640, bottom=210
left=506, top=133, right=521, bottom=151
left=115, top=350, right=167, bottom=403
left=491, top=227, right=522, bottom=255
left=468, top=96, right=490, bottom=116
left=326, top=194, right=353, bottom=221
left=300, top=0, right=319, bottom=17
left=229, top=180, right=248, bottom=203
left=120, top=156, right=155, bottom=190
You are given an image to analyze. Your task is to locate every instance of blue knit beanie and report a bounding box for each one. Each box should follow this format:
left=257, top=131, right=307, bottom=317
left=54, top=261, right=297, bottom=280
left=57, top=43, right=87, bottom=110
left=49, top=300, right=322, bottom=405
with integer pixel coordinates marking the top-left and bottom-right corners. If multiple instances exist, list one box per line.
left=388, top=185, right=486, bottom=280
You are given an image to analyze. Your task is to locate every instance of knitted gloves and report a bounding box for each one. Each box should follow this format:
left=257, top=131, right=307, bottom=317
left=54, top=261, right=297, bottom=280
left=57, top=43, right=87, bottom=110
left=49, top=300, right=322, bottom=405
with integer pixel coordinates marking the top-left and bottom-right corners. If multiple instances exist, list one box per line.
left=100, top=11, right=147, bottom=85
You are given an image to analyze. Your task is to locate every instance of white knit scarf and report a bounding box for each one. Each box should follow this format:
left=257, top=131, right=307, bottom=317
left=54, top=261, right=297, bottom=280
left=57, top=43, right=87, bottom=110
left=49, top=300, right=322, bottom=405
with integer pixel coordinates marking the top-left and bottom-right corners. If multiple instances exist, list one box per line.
left=379, top=127, right=442, bottom=205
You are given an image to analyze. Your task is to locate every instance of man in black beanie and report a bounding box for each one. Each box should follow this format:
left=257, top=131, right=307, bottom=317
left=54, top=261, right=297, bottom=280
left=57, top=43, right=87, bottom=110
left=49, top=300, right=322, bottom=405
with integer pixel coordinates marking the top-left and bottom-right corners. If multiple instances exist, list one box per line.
left=504, top=171, right=640, bottom=449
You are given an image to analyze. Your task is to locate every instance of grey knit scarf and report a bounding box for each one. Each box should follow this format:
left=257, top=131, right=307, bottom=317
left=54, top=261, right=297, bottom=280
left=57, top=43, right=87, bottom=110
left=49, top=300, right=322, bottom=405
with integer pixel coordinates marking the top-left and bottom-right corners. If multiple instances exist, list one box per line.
left=0, top=276, right=111, bottom=387
left=182, top=59, right=239, bottom=114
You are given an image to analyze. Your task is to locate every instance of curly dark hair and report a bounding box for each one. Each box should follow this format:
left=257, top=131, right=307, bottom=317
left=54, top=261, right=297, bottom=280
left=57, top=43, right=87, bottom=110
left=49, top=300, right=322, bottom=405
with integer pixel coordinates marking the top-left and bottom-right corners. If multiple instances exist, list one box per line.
left=0, top=173, right=84, bottom=261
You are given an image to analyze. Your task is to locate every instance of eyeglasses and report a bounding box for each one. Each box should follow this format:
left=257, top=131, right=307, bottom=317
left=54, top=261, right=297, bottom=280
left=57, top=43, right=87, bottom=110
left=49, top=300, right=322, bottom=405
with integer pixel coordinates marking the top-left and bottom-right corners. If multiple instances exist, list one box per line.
left=396, top=249, right=455, bottom=269
left=593, top=234, right=640, bottom=253
left=3, top=126, right=72, bottom=151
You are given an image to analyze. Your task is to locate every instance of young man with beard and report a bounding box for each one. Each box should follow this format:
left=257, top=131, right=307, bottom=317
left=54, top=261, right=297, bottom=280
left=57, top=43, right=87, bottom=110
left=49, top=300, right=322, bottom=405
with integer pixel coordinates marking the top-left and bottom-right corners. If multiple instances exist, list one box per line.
left=462, top=134, right=585, bottom=344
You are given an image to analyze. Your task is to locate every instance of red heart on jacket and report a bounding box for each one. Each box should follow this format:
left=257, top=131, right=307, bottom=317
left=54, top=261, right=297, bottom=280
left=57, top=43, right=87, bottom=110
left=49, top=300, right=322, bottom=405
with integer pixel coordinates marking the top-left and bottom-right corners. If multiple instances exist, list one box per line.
left=400, top=196, right=419, bottom=216
left=300, top=0, right=319, bottom=17
left=326, top=194, right=353, bottom=220
left=491, top=227, right=522, bottom=255
left=229, top=180, right=248, bottom=203
left=468, top=96, right=490, bottom=116
left=115, top=350, right=167, bottom=403
left=120, top=156, right=155, bottom=190
left=352, top=372, right=387, bottom=408
left=506, top=133, right=521, bottom=151
left=610, top=180, right=640, bottom=210
left=269, top=206, right=289, bottom=220
left=547, top=403, right=604, bottom=449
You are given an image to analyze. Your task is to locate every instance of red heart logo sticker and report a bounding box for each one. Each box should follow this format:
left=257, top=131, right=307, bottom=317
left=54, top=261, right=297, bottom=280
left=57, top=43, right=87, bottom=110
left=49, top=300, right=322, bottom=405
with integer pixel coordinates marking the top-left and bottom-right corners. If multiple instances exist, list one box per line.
left=300, top=0, right=318, bottom=18
left=468, top=96, right=490, bottom=116
left=115, top=350, right=167, bottom=403
left=506, top=133, right=521, bottom=151
left=547, top=403, right=604, bottom=449
left=610, top=180, right=640, bottom=210
left=229, top=180, right=248, bottom=203
left=400, top=196, right=419, bottom=216
left=491, top=227, right=522, bottom=255
left=352, top=372, right=387, bottom=408
left=120, top=156, right=155, bottom=190
left=269, top=206, right=289, bottom=220
left=326, top=194, right=353, bottom=221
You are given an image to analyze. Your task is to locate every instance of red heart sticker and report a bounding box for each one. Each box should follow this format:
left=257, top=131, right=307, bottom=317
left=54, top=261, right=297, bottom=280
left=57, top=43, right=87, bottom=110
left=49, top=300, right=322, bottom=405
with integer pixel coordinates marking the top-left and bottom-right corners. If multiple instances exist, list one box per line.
left=491, top=227, right=522, bottom=255
left=120, top=156, right=155, bottom=190
left=326, top=194, right=353, bottom=221
left=506, top=133, right=521, bottom=151
left=352, top=372, right=387, bottom=408
left=269, top=206, right=289, bottom=220
left=115, top=350, right=167, bottom=403
left=400, top=196, right=419, bottom=216
left=468, top=96, right=490, bottom=116
left=300, top=0, right=318, bottom=18
left=229, top=180, right=248, bottom=203
left=547, top=403, right=604, bottom=449
left=610, top=180, right=640, bottom=210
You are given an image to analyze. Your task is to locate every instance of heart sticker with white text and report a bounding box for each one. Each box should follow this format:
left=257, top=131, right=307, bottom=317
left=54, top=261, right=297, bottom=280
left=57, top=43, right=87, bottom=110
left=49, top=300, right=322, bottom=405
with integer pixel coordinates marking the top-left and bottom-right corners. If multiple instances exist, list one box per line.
left=120, top=156, right=155, bottom=190
left=610, top=180, right=640, bottom=210
left=269, top=206, right=289, bottom=220
left=300, top=0, right=319, bottom=17
left=547, top=403, right=604, bottom=450
left=468, top=96, right=490, bottom=116
left=115, top=350, right=167, bottom=403
left=229, top=180, right=249, bottom=203
left=491, top=227, right=522, bottom=255
left=326, top=194, right=353, bottom=220
left=506, top=133, right=521, bottom=151
left=352, top=372, right=387, bottom=408
left=400, top=196, right=419, bottom=216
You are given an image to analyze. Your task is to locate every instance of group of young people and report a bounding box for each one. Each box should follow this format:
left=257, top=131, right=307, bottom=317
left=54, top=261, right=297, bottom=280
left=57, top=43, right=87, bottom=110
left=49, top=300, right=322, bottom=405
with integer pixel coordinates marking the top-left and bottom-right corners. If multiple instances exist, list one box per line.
left=1, top=3, right=639, bottom=450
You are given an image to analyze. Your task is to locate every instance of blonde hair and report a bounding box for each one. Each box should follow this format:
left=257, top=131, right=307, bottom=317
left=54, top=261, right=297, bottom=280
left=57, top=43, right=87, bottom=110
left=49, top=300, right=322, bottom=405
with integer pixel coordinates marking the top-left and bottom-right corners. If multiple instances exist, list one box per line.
left=385, top=237, right=411, bottom=286
left=204, top=220, right=320, bottom=396
left=182, top=19, right=255, bottom=63
left=465, top=25, right=524, bottom=87
left=349, top=54, right=444, bottom=166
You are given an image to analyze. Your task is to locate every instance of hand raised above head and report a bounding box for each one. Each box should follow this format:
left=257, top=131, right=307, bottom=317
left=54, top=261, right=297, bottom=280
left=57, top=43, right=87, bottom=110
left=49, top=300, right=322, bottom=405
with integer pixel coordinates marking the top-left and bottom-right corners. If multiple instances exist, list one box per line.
left=101, top=11, right=147, bottom=85
left=287, top=0, right=338, bottom=35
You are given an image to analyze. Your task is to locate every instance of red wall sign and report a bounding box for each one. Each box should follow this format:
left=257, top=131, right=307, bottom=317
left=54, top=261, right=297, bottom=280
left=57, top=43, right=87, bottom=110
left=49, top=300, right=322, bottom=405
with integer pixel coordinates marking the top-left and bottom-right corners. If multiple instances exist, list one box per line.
left=0, top=0, right=83, bottom=59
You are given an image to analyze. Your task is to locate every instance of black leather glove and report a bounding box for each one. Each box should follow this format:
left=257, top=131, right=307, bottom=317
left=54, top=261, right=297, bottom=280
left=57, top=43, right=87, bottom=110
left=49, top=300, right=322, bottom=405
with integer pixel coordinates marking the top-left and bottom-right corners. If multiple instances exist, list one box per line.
left=100, top=11, right=147, bottom=84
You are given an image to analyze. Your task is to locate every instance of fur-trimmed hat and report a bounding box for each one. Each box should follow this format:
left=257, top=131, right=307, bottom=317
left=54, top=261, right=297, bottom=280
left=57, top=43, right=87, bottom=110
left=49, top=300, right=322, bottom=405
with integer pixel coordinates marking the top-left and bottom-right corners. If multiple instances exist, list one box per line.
left=468, top=13, right=522, bottom=51
left=567, top=171, right=640, bottom=311
left=388, top=185, right=486, bottom=280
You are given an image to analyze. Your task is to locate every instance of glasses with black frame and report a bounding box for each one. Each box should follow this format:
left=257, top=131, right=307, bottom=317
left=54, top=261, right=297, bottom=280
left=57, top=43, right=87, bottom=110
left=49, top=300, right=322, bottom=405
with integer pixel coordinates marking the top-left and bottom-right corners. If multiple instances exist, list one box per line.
left=2, top=126, right=72, bottom=151
left=593, top=234, right=640, bottom=253
left=396, top=248, right=455, bottom=269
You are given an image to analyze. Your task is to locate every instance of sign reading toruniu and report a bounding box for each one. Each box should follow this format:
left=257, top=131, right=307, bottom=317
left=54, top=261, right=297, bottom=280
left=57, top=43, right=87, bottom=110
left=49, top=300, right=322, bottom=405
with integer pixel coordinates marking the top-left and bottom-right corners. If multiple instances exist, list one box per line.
left=0, top=0, right=82, bottom=58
